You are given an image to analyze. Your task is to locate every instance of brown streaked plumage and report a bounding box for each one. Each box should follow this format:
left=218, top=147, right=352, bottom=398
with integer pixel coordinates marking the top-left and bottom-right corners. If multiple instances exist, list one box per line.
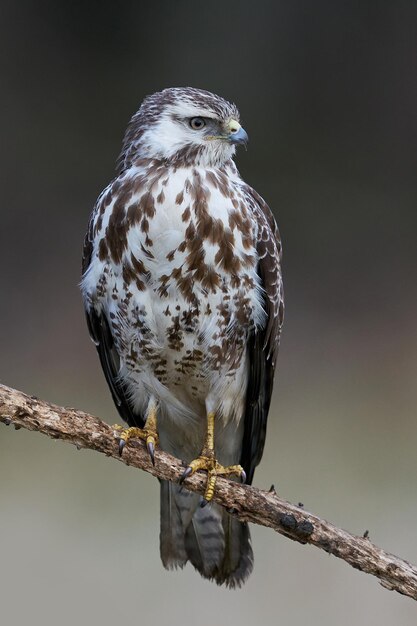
left=81, top=87, right=284, bottom=588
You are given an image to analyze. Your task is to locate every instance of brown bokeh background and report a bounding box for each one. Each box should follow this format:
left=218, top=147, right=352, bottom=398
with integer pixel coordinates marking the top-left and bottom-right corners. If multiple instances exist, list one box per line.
left=1, top=1, right=417, bottom=624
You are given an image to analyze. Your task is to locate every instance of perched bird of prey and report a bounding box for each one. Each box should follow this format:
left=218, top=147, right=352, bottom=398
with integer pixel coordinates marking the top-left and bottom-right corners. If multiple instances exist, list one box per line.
left=81, top=87, right=284, bottom=587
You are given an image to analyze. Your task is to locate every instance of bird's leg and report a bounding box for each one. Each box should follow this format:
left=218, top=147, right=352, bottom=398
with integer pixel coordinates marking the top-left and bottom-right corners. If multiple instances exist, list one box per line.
left=180, top=411, right=246, bottom=504
left=113, top=397, right=159, bottom=464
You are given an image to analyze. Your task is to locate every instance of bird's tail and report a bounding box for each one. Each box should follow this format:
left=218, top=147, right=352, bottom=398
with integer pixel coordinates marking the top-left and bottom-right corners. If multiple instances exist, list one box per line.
left=159, top=480, right=253, bottom=588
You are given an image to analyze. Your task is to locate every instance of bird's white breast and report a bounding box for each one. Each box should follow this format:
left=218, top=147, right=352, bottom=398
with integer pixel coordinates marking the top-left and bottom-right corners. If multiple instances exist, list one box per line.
left=82, top=162, right=265, bottom=430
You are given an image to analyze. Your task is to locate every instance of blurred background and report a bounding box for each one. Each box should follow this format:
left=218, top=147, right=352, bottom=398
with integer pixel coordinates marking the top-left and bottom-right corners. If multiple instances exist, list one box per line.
left=1, top=1, right=417, bottom=623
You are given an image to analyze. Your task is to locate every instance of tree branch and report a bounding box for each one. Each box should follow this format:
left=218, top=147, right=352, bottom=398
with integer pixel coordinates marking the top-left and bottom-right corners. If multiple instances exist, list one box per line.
left=1, top=382, right=416, bottom=599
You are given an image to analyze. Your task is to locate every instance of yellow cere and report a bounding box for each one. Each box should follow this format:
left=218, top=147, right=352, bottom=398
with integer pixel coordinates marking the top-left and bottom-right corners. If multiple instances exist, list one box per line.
left=227, top=119, right=241, bottom=133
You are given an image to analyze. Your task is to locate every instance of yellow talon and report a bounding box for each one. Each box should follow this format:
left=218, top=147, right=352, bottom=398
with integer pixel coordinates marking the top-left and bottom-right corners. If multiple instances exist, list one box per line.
left=204, top=470, right=217, bottom=503
left=180, top=410, right=246, bottom=503
left=113, top=398, right=159, bottom=463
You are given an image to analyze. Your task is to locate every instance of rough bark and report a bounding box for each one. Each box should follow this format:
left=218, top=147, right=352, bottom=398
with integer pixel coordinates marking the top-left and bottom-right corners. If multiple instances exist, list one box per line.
left=1, top=382, right=416, bottom=600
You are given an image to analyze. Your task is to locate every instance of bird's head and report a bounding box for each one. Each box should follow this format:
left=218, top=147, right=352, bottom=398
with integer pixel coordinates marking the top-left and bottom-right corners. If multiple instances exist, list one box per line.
left=119, top=87, right=248, bottom=171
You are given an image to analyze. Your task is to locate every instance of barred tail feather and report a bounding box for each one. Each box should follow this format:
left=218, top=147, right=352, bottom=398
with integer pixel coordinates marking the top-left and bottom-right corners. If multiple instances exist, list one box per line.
left=159, top=480, right=188, bottom=569
left=159, top=481, right=253, bottom=587
left=184, top=503, right=225, bottom=577
left=215, top=516, right=254, bottom=588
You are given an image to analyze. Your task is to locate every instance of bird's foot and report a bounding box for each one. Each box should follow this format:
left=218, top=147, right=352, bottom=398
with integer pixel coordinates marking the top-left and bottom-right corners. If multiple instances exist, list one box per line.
left=112, top=425, right=159, bottom=465
left=180, top=454, right=246, bottom=504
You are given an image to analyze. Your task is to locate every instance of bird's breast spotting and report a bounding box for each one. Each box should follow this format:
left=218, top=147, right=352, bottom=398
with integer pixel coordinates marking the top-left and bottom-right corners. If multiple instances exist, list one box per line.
left=81, top=161, right=265, bottom=406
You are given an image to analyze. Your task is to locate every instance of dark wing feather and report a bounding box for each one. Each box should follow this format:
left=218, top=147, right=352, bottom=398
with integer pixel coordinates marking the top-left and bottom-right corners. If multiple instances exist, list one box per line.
left=82, top=221, right=144, bottom=429
left=239, top=187, right=284, bottom=485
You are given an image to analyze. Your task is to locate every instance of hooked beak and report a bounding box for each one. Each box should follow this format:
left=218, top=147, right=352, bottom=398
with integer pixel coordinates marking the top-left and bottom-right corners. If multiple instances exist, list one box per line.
left=227, top=119, right=249, bottom=147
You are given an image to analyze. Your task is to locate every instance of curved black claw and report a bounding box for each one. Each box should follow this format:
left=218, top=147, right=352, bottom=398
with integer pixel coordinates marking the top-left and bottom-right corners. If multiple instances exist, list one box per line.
left=240, top=469, right=247, bottom=484
left=179, top=466, right=192, bottom=485
left=147, top=441, right=155, bottom=466
left=200, top=498, right=209, bottom=508
left=118, top=438, right=126, bottom=456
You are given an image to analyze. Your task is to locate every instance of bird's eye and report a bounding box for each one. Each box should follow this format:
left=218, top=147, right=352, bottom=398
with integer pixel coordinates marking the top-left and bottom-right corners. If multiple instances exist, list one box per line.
left=189, top=117, right=206, bottom=130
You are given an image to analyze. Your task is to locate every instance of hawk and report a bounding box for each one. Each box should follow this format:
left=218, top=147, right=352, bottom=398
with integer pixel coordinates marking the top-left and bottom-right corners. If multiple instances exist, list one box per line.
left=81, top=87, right=284, bottom=588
